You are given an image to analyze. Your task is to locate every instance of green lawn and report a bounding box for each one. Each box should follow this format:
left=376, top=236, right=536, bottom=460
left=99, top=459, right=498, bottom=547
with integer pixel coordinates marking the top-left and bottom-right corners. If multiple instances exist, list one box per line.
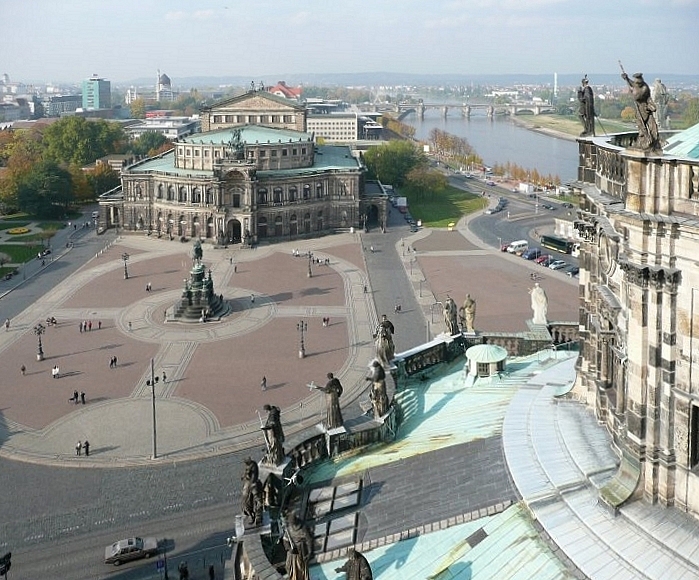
left=405, top=185, right=487, bottom=227
left=0, top=244, right=45, bottom=263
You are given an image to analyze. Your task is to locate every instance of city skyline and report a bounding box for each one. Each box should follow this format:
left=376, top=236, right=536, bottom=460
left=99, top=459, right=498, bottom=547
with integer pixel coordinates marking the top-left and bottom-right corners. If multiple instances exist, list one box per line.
left=2, top=0, right=697, bottom=85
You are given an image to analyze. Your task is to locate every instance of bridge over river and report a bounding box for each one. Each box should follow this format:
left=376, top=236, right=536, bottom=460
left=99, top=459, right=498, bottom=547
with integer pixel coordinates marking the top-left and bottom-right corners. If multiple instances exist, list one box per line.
left=394, top=101, right=555, bottom=120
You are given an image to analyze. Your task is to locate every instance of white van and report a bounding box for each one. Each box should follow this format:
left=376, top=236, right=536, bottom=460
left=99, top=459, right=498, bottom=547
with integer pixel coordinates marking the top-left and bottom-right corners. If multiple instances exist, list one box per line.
left=507, top=240, right=529, bottom=255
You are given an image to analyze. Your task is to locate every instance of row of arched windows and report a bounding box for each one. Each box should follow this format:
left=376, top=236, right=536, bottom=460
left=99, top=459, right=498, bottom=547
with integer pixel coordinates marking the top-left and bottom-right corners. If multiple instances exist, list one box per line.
left=257, top=183, right=325, bottom=205
left=257, top=211, right=324, bottom=237
left=156, top=184, right=215, bottom=205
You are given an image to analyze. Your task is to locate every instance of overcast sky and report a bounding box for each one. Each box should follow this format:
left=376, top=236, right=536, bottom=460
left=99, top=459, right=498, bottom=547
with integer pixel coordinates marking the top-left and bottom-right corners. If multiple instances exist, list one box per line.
left=2, top=0, right=697, bottom=85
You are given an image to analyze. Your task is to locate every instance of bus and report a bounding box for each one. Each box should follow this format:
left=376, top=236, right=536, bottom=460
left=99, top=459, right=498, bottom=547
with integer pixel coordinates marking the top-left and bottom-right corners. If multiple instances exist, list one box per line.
left=540, top=235, right=573, bottom=254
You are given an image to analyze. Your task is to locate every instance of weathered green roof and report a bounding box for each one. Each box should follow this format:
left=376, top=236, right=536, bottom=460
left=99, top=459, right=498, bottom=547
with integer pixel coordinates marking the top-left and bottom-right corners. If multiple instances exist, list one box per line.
left=181, top=124, right=312, bottom=145
left=664, top=123, right=699, bottom=159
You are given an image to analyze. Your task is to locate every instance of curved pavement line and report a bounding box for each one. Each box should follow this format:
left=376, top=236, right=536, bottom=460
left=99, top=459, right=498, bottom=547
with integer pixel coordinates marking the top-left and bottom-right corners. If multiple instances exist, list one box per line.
left=0, top=234, right=377, bottom=467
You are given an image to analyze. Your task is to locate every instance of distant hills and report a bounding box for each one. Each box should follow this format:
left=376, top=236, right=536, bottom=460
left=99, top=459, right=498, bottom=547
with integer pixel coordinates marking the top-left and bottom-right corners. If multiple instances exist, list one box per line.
left=123, top=72, right=699, bottom=89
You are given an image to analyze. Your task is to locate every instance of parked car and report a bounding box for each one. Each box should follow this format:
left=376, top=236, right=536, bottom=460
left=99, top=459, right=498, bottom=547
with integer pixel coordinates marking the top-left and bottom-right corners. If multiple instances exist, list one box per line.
left=536, top=255, right=554, bottom=267
left=409, top=224, right=419, bottom=232
left=566, top=266, right=580, bottom=277
left=486, top=180, right=496, bottom=186
left=541, top=203, right=556, bottom=211
left=561, top=202, right=574, bottom=209
left=500, top=242, right=510, bottom=252
left=105, top=537, right=159, bottom=566
left=522, top=248, right=542, bottom=260
left=548, top=260, right=568, bottom=270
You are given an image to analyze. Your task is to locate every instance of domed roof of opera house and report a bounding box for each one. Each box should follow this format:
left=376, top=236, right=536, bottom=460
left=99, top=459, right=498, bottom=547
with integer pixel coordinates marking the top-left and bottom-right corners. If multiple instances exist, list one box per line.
left=664, top=122, right=699, bottom=160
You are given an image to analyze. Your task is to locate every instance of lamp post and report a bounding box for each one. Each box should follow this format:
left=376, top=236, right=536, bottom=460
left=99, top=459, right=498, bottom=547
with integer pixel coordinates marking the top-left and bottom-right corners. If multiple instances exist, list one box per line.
left=297, top=320, right=308, bottom=359
left=146, top=358, right=159, bottom=459
left=307, top=252, right=313, bottom=278
left=122, top=252, right=130, bottom=280
left=33, top=323, right=45, bottom=361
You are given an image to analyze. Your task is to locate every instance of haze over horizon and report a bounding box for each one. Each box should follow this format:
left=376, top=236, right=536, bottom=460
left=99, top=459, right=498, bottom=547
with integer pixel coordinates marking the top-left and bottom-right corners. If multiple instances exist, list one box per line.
left=2, top=0, right=697, bottom=85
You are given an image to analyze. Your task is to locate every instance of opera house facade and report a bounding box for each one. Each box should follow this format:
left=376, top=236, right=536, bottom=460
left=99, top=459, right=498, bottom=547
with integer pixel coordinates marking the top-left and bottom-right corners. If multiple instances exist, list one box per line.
left=100, top=91, right=386, bottom=245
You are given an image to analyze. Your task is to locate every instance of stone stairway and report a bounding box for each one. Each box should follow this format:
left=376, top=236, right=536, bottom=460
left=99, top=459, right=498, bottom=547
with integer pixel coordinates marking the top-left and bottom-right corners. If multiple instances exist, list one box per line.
left=503, top=368, right=699, bottom=580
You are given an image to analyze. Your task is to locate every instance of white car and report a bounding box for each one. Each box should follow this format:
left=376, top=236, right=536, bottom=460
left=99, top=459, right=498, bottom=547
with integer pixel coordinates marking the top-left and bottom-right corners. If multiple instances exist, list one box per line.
left=548, top=260, right=567, bottom=270
left=105, top=537, right=159, bottom=565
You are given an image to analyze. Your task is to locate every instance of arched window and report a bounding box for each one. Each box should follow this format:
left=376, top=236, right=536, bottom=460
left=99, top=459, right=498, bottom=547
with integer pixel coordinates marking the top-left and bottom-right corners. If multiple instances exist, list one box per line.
left=303, top=212, right=311, bottom=234
left=289, top=186, right=297, bottom=202
left=303, top=184, right=310, bottom=200
left=316, top=210, right=324, bottom=231
left=135, top=185, right=142, bottom=200
left=290, top=214, right=298, bottom=236
left=167, top=186, right=175, bottom=201
left=205, top=189, right=213, bottom=204
left=275, top=215, right=283, bottom=237
left=316, top=183, right=323, bottom=199
left=257, top=188, right=268, bottom=205
left=273, top=187, right=283, bottom=204
left=192, top=187, right=201, bottom=204
left=178, top=187, right=187, bottom=203
left=157, top=184, right=164, bottom=199
left=257, top=216, right=268, bottom=238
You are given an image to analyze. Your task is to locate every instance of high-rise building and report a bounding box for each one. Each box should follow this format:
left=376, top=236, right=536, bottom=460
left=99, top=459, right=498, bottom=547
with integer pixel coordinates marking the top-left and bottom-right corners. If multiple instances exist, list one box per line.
left=82, top=74, right=111, bottom=110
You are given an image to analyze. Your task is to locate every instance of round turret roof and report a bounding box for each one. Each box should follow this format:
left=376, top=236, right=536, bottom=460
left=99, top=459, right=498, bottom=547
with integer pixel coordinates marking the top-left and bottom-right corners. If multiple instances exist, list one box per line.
left=159, top=73, right=171, bottom=86
left=465, top=344, right=507, bottom=363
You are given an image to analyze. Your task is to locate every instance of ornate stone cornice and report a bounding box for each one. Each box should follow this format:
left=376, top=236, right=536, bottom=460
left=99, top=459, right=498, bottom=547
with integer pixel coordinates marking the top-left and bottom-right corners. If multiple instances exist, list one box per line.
left=618, top=259, right=680, bottom=291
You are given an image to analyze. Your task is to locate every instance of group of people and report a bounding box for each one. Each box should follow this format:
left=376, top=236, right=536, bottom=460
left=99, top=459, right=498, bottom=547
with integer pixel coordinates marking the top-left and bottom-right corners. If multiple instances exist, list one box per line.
left=68, top=390, right=86, bottom=405
left=75, top=439, right=90, bottom=456
left=322, top=316, right=331, bottom=327
left=79, top=319, right=100, bottom=332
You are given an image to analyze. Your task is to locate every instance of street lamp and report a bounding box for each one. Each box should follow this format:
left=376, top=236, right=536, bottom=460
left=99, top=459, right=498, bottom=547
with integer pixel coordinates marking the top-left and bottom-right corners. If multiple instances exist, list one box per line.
left=122, top=252, right=130, bottom=280
left=297, top=320, right=308, bottom=359
left=307, top=252, right=313, bottom=278
left=33, top=323, right=45, bottom=361
left=145, top=358, right=159, bottom=459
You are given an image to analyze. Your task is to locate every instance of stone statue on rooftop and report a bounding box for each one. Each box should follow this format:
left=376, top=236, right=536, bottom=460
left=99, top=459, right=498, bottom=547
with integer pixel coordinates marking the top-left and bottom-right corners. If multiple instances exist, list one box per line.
left=530, top=282, right=548, bottom=326
left=619, top=62, right=662, bottom=153
left=577, top=75, right=595, bottom=137
left=459, top=294, right=476, bottom=333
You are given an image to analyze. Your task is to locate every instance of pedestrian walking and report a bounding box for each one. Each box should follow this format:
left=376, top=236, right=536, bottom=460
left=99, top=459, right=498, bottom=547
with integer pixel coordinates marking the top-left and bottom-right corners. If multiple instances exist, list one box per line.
left=88, top=320, right=92, bottom=331
left=109, top=357, right=113, bottom=369
left=250, top=294, right=255, bottom=304
left=363, top=285, right=368, bottom=294
left=4, top=318, right=9, bottom=331
left=76, top=440, right=82, bottom=456
left=208, top=564, right=215, bottom=580
left=72, top=390, right=78, bottom=404
left=234, top=264, right=237, bottom=273
left=80, top=392, right=86, bottom=405
left=162, top=371, right=167, bottom=383
left=261, top=376, right=267, bottom=391
left=98, top=320, right=102, bottom=330
left=83, top=440, right=90, bottom=456
left=20, top=364, right=26, bottom=376
left=128, top=321, right=132, bottom=331
left=113, top=355, right=118, bottom=367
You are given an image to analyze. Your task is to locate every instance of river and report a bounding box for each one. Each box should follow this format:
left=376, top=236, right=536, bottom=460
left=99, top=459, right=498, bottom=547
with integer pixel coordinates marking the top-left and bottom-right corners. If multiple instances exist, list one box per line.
left=404, top=112, right=579, bottom=183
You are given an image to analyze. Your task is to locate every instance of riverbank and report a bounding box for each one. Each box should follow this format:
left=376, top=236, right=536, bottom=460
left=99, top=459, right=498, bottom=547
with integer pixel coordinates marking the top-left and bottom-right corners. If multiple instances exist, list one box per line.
left=512, top=114, right=635, bottom=141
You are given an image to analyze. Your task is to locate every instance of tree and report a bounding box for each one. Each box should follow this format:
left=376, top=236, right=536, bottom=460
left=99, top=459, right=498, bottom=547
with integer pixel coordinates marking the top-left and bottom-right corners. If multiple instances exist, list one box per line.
left=68, top=164, right=93, bottom=203
left=42, top=117, right=126, bottom=166
left=130, top=97, right=146, bottom=119
left=87, top=163, right=121, bottom=197
left=363, top=140, right=425, bottom=187
left=683, top=98, right=699, bottom=127
left=16, top=160, right=74, bottom=218
left=132, top=131, right=168, bottom=157
left=403, top=167, right=448, bottom=200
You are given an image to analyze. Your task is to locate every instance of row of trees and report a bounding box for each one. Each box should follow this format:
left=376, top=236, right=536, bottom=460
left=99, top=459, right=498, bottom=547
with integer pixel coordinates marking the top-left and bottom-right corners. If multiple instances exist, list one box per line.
left=0, top=117, right=172, bottom=217
left=362, top=140, right=449, bottom=200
